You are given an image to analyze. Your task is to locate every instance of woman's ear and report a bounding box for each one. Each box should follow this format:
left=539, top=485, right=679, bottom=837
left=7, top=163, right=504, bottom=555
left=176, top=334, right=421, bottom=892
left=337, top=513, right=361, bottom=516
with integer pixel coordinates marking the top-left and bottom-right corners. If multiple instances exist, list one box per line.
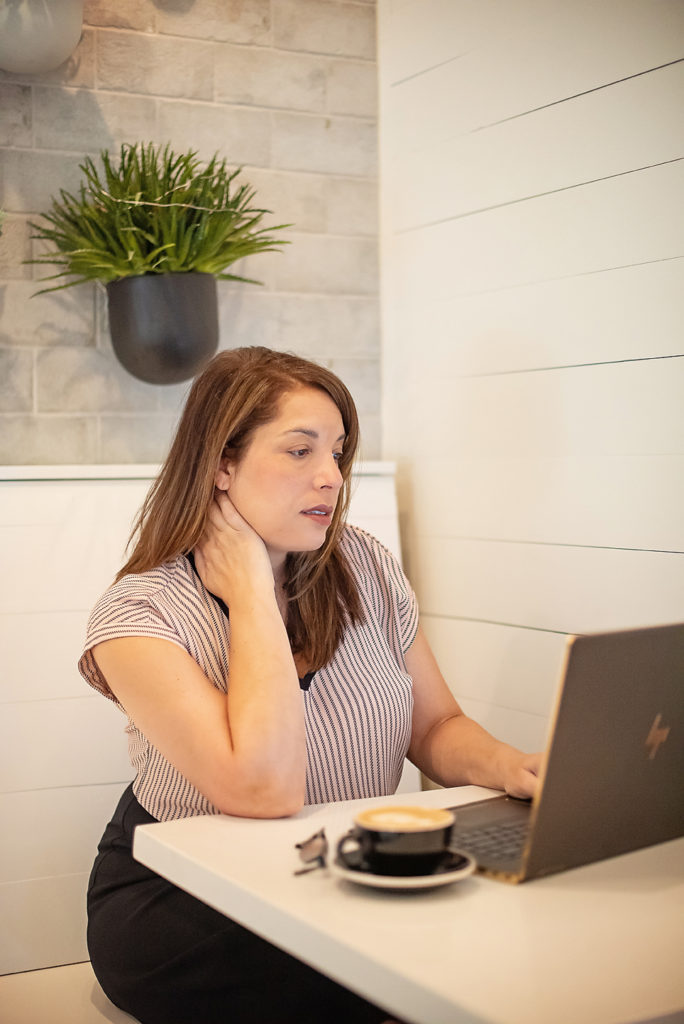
left=214, top=456, right=232, bottom=491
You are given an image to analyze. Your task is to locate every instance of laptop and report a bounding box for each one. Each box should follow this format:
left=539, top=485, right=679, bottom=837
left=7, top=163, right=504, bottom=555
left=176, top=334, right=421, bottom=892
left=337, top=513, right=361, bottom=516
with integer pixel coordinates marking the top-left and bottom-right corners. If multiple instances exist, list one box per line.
left=448, top=623, right=684, bottom=883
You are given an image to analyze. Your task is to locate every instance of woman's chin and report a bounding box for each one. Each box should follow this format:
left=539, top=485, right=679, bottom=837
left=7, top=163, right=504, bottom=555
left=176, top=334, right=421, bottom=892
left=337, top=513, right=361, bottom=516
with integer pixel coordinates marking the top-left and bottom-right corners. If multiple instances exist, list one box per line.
left=264, top=534, right=327, bottom=562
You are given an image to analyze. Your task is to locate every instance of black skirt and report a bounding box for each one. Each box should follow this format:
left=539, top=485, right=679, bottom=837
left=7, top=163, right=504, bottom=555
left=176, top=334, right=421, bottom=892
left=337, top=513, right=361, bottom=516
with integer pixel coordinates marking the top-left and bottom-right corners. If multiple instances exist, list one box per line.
left=88, top=785, right=390, bottom=1024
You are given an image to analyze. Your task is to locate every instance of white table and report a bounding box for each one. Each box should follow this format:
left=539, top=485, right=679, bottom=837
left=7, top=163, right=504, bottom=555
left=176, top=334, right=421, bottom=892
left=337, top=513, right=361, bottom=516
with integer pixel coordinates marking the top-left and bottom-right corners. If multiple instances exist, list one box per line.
left=133, top=786, right=684, bottom=1024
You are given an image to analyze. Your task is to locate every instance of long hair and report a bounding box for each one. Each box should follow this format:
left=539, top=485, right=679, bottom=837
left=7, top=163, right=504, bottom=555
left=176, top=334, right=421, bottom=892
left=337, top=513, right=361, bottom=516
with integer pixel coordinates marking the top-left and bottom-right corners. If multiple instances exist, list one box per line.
left=118, top=346, right=363, bottom=670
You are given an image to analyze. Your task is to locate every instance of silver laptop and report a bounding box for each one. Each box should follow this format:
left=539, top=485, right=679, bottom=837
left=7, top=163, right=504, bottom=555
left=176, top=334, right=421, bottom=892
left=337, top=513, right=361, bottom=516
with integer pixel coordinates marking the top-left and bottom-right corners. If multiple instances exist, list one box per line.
left=449, top=623, right=684, bottom=883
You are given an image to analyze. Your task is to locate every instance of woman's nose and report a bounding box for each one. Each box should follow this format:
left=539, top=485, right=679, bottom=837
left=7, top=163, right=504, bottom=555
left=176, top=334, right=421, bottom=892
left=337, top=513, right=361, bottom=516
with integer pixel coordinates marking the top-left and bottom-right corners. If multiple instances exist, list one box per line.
left=315, top=457, right=343, bottom=489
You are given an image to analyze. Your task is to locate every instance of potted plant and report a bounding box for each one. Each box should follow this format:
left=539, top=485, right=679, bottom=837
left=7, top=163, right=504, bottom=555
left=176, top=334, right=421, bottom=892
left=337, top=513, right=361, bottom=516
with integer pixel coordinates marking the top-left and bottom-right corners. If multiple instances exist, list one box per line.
left=0, top=0, right=83, bottom=74
left=28, top=143, right=289, bottom=384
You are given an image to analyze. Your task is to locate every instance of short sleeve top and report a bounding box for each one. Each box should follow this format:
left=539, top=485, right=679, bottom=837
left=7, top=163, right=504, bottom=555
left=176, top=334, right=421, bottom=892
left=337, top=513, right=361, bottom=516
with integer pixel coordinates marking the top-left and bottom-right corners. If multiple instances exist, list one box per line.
left=79, top=525, right=419, bottom=821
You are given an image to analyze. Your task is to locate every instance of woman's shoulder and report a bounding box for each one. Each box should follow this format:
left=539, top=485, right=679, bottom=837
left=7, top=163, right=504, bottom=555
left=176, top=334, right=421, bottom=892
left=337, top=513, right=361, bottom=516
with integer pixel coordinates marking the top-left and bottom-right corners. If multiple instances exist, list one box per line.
left=340, top=522, right=398, bottom=561
left=90, top=555, right=197, bottom=619
left=339, top=524, right=418, bottom=649
left=339, top=524, right=408, bottom=588
left=80, top=556, right=204, bottom=703
left=339, top=522, right=377, bottom=563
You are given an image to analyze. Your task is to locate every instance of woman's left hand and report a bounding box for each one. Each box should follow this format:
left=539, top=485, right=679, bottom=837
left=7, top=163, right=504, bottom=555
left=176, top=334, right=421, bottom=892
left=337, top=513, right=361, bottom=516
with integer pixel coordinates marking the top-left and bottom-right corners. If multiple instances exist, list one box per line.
left=500, top=749, right=543, bottom=799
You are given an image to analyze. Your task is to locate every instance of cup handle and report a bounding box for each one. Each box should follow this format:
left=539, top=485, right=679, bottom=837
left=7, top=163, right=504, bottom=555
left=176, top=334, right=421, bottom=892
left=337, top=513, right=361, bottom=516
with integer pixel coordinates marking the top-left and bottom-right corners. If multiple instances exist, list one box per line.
left=336, top=829, right=361, bottom=868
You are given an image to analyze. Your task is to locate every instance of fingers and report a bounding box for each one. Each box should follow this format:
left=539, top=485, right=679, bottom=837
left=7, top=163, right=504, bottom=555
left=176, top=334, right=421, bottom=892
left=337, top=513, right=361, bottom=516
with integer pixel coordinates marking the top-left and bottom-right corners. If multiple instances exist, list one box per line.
left=211, top=488, right=262, bottom=536
left=193, top=489, right=274, bottom=603
left=504, top=751, right=543, bottom=799
left=206, top=488, right=238, bottom=527
left=521, top=751, right=543, bottom=780
left=506, top=775, right=536, bottom=800
left=202, top=492, right=250, bottom=546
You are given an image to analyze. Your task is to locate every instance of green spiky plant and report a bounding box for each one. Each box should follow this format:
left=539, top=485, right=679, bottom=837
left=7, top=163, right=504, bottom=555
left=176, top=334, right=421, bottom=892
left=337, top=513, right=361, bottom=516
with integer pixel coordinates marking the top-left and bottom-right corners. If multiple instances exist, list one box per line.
left=28, top=143, right=289, bottom=293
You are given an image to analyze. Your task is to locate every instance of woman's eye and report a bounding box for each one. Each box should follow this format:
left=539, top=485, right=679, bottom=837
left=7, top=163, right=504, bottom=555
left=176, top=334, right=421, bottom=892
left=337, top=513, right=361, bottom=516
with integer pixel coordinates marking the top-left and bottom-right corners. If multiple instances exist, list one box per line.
left=290, top=448, right=310, bottom=458
left=333, top=452, right=343, bottom=463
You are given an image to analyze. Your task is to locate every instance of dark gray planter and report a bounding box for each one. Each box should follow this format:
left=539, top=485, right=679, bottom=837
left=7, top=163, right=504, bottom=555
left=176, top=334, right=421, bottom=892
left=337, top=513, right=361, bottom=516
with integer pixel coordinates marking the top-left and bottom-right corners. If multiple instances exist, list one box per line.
left=106, top=272, right=219, bottom=385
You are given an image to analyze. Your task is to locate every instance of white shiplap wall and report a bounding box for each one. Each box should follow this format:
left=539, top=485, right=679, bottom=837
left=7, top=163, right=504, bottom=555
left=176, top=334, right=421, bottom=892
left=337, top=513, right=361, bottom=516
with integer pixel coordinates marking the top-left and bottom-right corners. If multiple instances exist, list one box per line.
left=378, top=0, right=684, bottom=753
left=0, top=462, right=411, bottom=974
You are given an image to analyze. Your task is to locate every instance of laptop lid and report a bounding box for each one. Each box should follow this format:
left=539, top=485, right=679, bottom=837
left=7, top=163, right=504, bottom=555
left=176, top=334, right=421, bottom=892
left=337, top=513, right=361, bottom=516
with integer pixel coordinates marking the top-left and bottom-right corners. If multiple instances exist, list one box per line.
left=520, top=622, right=684, bottom=880
left=452, top=623, right=684, bottom=882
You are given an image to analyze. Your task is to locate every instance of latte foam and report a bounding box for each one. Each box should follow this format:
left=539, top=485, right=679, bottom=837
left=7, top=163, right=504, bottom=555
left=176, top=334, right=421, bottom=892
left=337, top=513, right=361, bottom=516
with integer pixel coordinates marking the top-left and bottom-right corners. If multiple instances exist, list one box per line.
left=355, top=805, right=454, bottom=833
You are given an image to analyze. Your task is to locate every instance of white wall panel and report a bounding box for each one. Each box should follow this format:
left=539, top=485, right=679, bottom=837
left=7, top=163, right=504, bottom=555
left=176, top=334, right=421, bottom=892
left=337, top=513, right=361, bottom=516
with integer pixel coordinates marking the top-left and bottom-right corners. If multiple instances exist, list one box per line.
left=0, top=482, right=147, bottom=615
left=0, top=477, right=146, bottom=529
left=0, top=874, right=89, bottom=974
left=401, top=358, right=684, bottom=459
left=394, top=258, right=684, bottom=376
left=393, top=62, right=684, bottom=230
left=385, top=1, right=684, bottom=147
left=380, top=0, right=495, bottom=84
left=449, top=695, right=550, bottom=755
left=412, top=538, right=684, bottom=634
left=0, top=698, right=132, bottom=793
left=420, top=616, right=567, bottom=716
left=407, top=455, right=684, bottom=553
left=0, top=611, right=89, bottom=701
left=348, top=468, right=400, bottom=516
left=348, top=466, right=403, bottom=558
left=380, top=0, right=683, bottom=806
left=392, top=161, right=684, bottom=301
left=0, top=785, right=127, bottom=884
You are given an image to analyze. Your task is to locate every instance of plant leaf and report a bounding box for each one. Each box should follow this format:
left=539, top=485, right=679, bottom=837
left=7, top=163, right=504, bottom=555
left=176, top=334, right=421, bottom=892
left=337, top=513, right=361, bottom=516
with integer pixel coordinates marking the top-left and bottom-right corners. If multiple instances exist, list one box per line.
left=25, top=142, right=290, bottom=287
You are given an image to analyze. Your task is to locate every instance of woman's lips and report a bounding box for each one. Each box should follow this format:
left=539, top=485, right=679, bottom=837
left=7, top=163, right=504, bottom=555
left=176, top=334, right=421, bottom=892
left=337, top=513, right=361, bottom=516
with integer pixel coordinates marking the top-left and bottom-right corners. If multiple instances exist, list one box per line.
left=301, top=504, right=333, bottom=525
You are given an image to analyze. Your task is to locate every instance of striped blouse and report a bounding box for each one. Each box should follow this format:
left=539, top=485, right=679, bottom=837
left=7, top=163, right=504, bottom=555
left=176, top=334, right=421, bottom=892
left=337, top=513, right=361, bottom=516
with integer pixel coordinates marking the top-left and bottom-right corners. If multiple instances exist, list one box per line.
left=79, top=525, right=419, bottom=821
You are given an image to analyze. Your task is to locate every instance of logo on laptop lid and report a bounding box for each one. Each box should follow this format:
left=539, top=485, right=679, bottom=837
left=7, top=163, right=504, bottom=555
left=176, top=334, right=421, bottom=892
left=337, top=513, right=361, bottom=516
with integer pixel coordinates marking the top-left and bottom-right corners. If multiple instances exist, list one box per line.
left=645, top=713, right=670, bottom=760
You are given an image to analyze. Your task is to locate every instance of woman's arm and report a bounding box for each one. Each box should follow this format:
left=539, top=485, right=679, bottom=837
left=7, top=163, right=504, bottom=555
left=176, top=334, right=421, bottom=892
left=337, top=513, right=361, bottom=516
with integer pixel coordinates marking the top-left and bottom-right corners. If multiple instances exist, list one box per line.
left=93, top=491, right=307, bottom=819
left=406, top=626, right=542, bottom=798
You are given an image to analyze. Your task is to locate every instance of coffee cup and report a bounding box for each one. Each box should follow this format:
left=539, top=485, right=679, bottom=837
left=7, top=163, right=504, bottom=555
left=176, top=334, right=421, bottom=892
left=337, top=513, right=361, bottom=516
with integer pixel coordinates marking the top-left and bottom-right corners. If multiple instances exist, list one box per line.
left=336, top=805, right=455, bottom=877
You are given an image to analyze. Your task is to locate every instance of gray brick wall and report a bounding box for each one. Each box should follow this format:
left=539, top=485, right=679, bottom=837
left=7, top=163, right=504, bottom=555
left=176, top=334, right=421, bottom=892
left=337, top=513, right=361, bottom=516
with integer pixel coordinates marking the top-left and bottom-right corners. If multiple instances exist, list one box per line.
left=0, top=0, right=379, bottom=464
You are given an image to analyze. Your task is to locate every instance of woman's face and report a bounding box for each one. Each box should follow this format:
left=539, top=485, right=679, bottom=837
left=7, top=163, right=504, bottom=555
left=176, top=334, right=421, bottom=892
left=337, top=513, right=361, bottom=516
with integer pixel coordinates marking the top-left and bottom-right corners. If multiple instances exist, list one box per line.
left=217, top=386, right=346, bottom=571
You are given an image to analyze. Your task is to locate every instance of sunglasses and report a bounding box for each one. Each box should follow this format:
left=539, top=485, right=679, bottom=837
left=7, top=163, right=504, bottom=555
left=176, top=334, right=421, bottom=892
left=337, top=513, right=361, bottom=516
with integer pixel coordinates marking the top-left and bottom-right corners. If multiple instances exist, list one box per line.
left=294, top=827, right=328, bottom=875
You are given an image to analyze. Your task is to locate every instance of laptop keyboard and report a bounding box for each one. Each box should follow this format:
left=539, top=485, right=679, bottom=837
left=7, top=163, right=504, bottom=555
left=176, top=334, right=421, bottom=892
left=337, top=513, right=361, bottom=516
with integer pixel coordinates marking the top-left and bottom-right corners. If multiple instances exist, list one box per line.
left=454, top=820, right=529, bottom=863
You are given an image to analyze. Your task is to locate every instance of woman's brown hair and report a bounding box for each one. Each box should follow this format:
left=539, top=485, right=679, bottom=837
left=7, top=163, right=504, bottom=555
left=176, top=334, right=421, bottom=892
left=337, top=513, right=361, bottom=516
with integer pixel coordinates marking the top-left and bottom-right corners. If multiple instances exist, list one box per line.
left=118, top=346, right=363, bottom=670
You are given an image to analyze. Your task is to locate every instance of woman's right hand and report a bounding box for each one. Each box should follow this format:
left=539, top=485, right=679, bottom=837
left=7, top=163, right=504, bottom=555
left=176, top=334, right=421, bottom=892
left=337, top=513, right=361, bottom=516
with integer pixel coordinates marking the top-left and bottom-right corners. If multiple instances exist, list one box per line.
left=193, top=489, right=275, bottom=606
left=92, top=486, right=306, bottom=820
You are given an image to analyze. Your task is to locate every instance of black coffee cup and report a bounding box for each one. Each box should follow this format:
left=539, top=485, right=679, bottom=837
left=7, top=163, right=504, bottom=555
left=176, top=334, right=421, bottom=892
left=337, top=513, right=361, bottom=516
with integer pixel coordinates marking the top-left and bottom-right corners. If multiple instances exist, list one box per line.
left=336, top=805, right=455, bottom=877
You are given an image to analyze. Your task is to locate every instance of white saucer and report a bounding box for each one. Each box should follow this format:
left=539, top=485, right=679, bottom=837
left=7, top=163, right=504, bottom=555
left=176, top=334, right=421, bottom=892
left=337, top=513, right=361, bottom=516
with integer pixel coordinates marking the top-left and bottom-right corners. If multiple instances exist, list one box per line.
left=330, top=850, right=476, bottom=890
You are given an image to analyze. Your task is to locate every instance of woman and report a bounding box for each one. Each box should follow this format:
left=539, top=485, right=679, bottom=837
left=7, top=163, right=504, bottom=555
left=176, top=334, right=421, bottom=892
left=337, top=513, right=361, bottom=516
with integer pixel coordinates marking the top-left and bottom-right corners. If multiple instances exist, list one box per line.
left=80, top=346, right=540, bottom=1024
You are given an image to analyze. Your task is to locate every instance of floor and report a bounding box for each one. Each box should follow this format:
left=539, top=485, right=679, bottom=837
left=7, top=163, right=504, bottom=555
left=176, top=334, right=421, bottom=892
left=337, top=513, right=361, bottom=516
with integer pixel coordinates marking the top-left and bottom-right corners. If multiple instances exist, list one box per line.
left=0, top=962, right=137, bottom=1024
